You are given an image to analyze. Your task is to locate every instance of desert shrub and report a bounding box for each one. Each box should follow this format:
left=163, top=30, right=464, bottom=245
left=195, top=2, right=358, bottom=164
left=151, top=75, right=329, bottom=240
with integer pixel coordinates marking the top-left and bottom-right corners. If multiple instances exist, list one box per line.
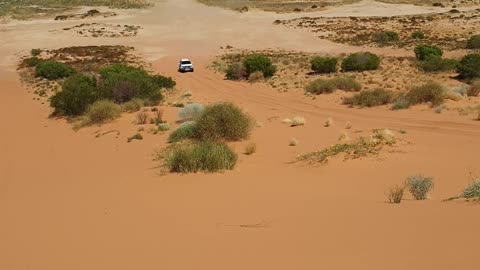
left=374, top=31, right=399, bottom=45
left=344, top=88, right=394, bottom=107
left=331, top=76, right=362, bottom=92
left=50, top=75, right=99, bottom=116
left=406, top=81, right=445, bottom=107
left=84, top=100, right=121, bottom=124
left=194, top=102, right=253, bottom=141
left=164, top=142, right=237, bottom=173
left=243, top=55, right=276, bottom=77
left=411, top=31, right=425, bottom=40
left=244, top=142, right=256, bottom=155
left=305, top=78, right=336, bottom=94
left=225, top=63, right=246, bottom=80
left=152, top=75, right=176, bottom=89
left=466, top=35, right=480, bottom=49
left=341, top=52, right=380, bottom=72
left=457, top=53, right=480, bottom=79
left=305, top=76, right=361, bottom=94
left=388, top=184, right=405, bottom=203
left=462, top=180, right=480, bottom=199
left=35, top=60, right=75, bottom=80
left=99, top=64, right=167, bottom=104
left=127, top=133, right=143, bottom=142
left=391, top=95, right=411, bottom=110
left=467, top=79, right=480, bottom=97
left=248, top=71, right=264, bottom=82
left=121, top=98, right=145, bottom=112
left=407, top=175, right=434, bottom=200
left=419, top=55, right=458, bottom=72
left=135, top=111, right=148, bottom=124
left=31, top=48, right=41, bottom=56
left=23, top=56, right=42, bottom=67
left=414, top=45, right=443, bottom=61
left=178, top=103, right=204, bottom=122
left=157, top=123, right=171, bottom=131
left=310, top=56, right=337, bottom=73
left=168, top=121, right=196, bottom=143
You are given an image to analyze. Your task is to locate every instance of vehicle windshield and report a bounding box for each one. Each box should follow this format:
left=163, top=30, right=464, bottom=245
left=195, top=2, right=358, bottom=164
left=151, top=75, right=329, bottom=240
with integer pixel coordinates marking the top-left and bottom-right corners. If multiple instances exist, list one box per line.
left=181, top=61, right=192, bottom=65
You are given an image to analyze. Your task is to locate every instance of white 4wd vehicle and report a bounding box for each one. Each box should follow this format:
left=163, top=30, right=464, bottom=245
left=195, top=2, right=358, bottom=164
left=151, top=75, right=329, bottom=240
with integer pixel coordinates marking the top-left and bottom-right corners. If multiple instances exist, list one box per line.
left=178, top=58, right=194, bottom=72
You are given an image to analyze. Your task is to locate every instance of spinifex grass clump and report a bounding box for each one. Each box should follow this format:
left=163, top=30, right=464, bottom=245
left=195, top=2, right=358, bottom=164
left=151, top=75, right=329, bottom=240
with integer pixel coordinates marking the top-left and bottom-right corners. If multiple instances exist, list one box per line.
left=462, top=180, right=480, bottom=199
left=296, top=129, right=396, bottom=165
left=407, top=175, right=434, bottom=200
left=388, top=184, right=405, bottom=204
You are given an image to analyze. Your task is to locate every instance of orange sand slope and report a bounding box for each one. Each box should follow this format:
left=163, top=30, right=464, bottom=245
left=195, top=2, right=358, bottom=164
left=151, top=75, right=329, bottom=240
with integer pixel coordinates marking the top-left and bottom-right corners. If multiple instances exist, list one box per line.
left=1, top=1, right=480, bottom=269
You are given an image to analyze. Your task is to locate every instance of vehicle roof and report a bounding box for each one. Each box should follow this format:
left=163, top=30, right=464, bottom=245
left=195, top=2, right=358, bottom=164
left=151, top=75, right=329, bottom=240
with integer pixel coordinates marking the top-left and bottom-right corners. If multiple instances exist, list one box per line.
left=180, top=58, right=191, bottom=62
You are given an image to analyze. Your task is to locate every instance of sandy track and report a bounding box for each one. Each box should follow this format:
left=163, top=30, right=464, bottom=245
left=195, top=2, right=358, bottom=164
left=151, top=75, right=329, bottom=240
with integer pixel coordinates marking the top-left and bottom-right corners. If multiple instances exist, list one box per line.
left=1, top=1, right=480, bottom=269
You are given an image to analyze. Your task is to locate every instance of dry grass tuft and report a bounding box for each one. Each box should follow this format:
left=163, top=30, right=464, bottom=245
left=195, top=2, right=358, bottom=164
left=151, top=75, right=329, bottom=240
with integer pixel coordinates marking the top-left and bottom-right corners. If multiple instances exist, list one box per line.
left=244, top=142, right=257, bottom=155
left=387, top=184, right=405, bottom=204
left=291, top=116, right=306, bottom=127
left=135, top=111, right=148, bottom=124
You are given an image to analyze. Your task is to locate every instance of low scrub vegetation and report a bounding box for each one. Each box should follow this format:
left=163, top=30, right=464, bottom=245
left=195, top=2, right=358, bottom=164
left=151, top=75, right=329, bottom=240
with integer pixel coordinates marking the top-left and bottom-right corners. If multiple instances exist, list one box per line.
left=193, top=103, right=253, bottom=141
left=243, top=55, right=276, bottom=78
left=35, top=60, right=75, bottom=80
left=310, top=56, right=337, bottom=73
left=457, top=53, right=480, bottom=79
left=162, top=142, right=237, bottom=173
left=244, top=142, right=257, bottom=155
left=411, top=31, right=425, bottom=40
left=297, top=129, right=396, bottom=165
left=305, top=76, right=361, bottom=95
left=341, top=52, right=380, bottom=72
left=462, top=180, right=480, bottom=199
left=178, top=103, right=204, bottom=122
left=168, top=121, right=197, bottom=143
left=387, top=184, right=405, bottom=204
left=414, top=45, right=443, bottom=61
left=407, top=175, right=434, bottom=200
left=343, top=88, right=394, bottom=108
left=467, top=79, right=480, bottom=97
left=466, top=35, right=480, bottom=49
left=374, top=31, right=399, bottom=45
left=50, top=75, right=99, bottom=116
left=225, top=63, right=246, bottom=80
left=405, top=81, right=445, bottom=107
left=83, top=100, right=121, bottom=124
left=23, top=57, right=43, bottom=67
left=418, top=55, right=458, bottom=72
left=121, top=98, right=145, bottom=112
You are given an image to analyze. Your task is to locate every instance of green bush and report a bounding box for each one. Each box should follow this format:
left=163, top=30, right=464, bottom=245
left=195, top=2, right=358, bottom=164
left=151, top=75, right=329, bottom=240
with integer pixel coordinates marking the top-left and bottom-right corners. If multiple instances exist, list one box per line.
left=50, top=75, right=99, bottom=116
left=243, top=55, right=276, bottom=77
left=194, top=103, right=253, bottom=141
left=164, top=142, right=237, bottom=173
left=414, top=45, right=443, bottom=60
left=391, top=96, right=411, bottom=110
left=457, top=53, right=480, bottom=79
left=406, top=81, right=445, bottom=107
left=411, top=31, right=425, bottom=40
left=225, top=63, right=246, bottom=80
left=341, top=52, right=380, bottom=72
left=31, top=48, right=41, bottom=56
left=462, top=180, right=480, bottom=199
left=310, top=56, right=337, bottom=73
left=374, top=31, right=399, bottom=44
left=99, top=64, right=167, bottom=104
left=84, top=100, right=121, bottom=124
left=168, top=121, right=196, bottom=143
left=152, top=75, right=176, bottom=89
left=23, top=56, right=42, bottom=67
left=407, top=175, right=434, bottom=200
left=178, top=103, right=204, bottom=121
left=419, top=55, right=458, bottom=72
left=466, top=35, right=480, bottom=49
left=467, top=79, right=480, bottom=97
left=35, top=60, right=75, bottom=80
left=343, top=88, right=394, bottom=107
left=305, top=76, right=361, bottom=95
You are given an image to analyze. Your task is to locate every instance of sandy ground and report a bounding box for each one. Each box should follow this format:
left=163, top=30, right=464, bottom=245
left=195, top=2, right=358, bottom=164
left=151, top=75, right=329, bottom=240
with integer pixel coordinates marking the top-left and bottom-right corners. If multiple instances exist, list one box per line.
left=1, top=0, right=480, bottom=269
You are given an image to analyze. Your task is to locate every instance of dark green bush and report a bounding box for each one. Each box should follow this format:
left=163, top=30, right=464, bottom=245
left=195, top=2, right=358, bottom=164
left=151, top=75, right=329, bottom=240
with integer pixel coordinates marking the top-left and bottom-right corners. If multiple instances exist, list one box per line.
left=225, top=63, right=246, bottom=80
left=310, top=56, right=337, bottom=73
left=414, top=45, right=443, bottom=61
left=466, top=35, right=480, bottom=49
left=31, top=49, right=41, bottom=56
left=23, top=57, right=42, bottom=67
left=243, top=55, right=276, bottom=77
left=168, top=121, right=197, bottom=143
left=343, top=88, right=394, bottom=107
left=419, top=55, right=458, bottom=72
left=35, top=60, right=75, bottom=80
left=50, top=75, right=99, bottom=116
left=457, top=53, right=480, bottom=79
left=164, top=141, right=237, bottom=173
left=341, top=52, right=380, bottom=72
left=152, top=74, right=176, bottom=89
left=406, top=81, right=445, bottom=107
left=374, top=31, right=399, bottom=44
left=99, top=64, right=166, bottom=104
left=411, top=31, right=425, bottom=40
left=467, top=79, right=480, bottom=97
left=194, top=103, right=253, bottom=141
